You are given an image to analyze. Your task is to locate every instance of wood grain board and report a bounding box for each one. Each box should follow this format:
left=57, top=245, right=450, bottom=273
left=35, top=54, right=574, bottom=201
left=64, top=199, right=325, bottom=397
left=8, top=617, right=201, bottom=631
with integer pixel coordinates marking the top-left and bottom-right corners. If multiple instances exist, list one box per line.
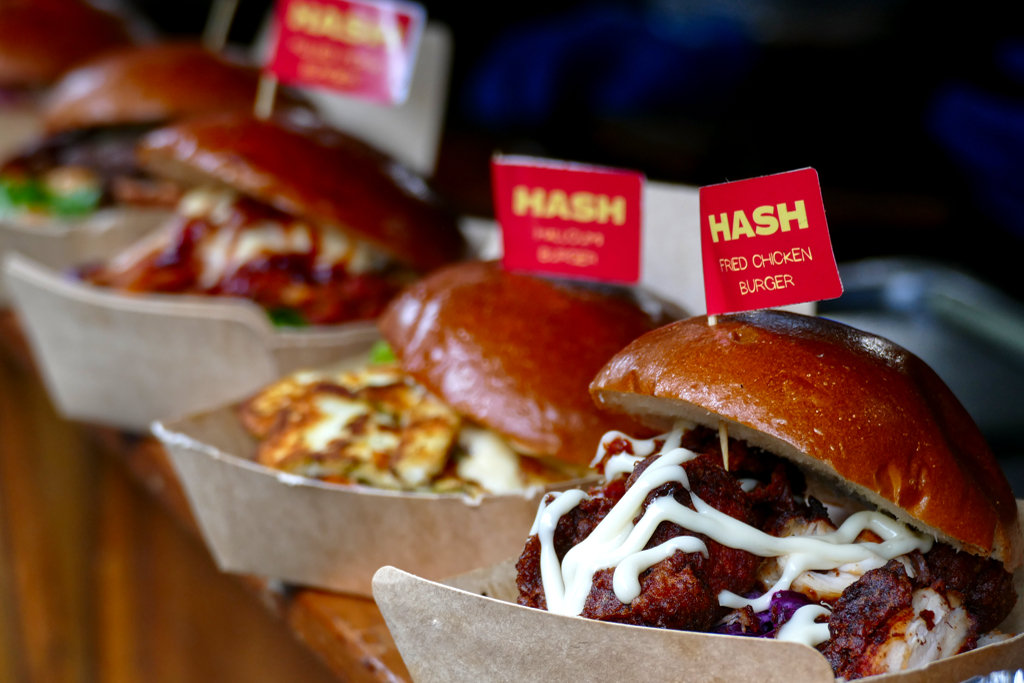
left=0, top=311, right=411, bottom=683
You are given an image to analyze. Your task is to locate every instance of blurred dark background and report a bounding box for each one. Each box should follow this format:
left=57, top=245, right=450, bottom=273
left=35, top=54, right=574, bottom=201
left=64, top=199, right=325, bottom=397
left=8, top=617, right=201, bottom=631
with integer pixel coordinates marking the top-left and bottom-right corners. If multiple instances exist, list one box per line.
left=130, top=0, right=1024, bottom=300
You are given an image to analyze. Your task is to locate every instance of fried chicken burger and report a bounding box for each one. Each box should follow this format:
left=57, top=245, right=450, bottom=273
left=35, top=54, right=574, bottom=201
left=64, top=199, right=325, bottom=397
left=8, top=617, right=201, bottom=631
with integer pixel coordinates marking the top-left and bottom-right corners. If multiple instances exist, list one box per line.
left=516, top=311, right=1021, bottom=679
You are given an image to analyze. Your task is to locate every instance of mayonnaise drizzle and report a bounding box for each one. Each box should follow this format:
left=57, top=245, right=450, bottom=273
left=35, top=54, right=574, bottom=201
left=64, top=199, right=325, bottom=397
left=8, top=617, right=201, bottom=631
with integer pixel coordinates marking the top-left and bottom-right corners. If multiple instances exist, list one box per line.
left=777, top=605, right=832, bottom=646
left=534, top=425, right=935, bottom=633
left=738, top=478, right=759, bottom=493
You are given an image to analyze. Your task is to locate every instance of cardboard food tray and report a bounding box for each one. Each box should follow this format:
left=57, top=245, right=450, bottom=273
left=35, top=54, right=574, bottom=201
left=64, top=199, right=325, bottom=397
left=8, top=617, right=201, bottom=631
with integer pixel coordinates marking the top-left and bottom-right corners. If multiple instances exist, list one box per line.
left=373, top=502, right=1024, bottom=683
left=152, top=393, right=591, bottom=597
left=0, top=105, right=41, bottom=160
left=2, top=253, right=379, bottom=431
left=0, top=207, right=171, bottom=302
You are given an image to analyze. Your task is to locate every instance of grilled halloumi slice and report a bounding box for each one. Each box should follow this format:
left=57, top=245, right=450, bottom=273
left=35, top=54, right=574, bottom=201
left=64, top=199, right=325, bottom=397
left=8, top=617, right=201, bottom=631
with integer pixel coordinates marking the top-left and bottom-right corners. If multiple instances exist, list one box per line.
left=238, top=369, right=334, bottom=437
left=244, top=364, right=460, bottom=489
left=241, top=363, right=579, bottom=494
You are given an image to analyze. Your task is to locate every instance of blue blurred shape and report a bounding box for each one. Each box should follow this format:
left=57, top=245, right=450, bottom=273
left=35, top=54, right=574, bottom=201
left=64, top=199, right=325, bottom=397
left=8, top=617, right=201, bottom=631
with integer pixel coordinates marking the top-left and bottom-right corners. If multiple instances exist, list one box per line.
left=997, top=40, right=1024, bottom=83
left=463, top=5, right=755, bottom=128
left=930, top=81, right=1024, bottom=238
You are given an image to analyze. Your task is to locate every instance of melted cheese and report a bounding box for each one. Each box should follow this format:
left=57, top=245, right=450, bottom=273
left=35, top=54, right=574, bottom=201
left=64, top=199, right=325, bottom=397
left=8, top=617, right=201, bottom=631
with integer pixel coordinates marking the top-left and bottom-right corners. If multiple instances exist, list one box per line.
left=457, top=427, right=526, bottom=495
left=316, top=227, right=355, bottom=270
left=179, top=186, right=235, bottom=220
left=535, top=425, right=934, bottom=634
left=171, top=187, right=391, bottom=286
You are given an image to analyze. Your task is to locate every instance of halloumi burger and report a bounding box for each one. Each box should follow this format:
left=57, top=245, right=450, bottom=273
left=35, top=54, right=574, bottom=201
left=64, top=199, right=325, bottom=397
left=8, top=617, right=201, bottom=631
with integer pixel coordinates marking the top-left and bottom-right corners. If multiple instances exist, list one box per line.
left=238, top=261, right=668, bottom=494
left=516, top=311, right=1020, bottom=679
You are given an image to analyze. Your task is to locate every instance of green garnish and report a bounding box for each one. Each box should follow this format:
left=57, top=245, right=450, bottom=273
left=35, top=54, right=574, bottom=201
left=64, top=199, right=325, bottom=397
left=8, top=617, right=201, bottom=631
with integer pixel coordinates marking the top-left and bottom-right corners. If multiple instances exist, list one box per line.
left=369, top=340, right=396, bottom=364
left=0, top=176, right=102, bottom=218
left=48, top=187, right=103, bottom=217
left=1, top=178, right=46, bottom=205
left=267, top=308, right=309, bottom=327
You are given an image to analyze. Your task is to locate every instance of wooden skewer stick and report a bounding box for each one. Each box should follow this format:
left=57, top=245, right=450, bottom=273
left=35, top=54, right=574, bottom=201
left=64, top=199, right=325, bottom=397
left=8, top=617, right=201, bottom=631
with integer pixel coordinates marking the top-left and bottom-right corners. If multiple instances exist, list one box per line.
left=254, top=73, right=278, bottom=120
left=708, top=314, right=718, bottom=326
left=718, top=421, right=729, bottom=471
left=203, top=0, right=241, bottom=52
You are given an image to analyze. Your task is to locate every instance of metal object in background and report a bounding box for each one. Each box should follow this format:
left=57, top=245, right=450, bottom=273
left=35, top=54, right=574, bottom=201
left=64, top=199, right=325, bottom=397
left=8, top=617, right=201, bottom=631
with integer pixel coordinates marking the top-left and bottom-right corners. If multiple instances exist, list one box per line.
left=821, top=258, right=1024, bottom=494
left=962, top=670, right=1024, bottom=683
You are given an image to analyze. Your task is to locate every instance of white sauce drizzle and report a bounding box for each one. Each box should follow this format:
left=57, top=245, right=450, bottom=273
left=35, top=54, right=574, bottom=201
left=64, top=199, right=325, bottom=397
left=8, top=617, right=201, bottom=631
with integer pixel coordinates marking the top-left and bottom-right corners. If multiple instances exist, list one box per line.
left=613, top=536, right=708, bottom=604
left=777, top=605, right=832, bottom=646
left=593, top=427, right=686, bottom=483
left=738, top=478, right=759, bottom=493
left=534, top=425, right=935, bottom=644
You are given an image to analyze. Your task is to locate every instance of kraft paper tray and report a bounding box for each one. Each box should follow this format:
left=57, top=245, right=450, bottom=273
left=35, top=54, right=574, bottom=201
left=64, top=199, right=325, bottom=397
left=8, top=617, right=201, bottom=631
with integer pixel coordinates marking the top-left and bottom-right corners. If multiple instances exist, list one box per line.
left=0, top=207, right=170, bottom=303
left=372, top=501, right=1024, bottom=683
left=152, top=385, right=591, bottom=597
left=3, top=253, right=379, bottom=431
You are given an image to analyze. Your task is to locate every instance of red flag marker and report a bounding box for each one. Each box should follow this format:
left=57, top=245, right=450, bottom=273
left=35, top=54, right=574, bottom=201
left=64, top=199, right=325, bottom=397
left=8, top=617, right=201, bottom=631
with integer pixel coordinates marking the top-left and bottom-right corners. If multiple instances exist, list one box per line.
left=700, top=168, right=842, bottom=316
left=265, top=0, right=425, bottom=107
left=492, top=155, right=644, bottom=284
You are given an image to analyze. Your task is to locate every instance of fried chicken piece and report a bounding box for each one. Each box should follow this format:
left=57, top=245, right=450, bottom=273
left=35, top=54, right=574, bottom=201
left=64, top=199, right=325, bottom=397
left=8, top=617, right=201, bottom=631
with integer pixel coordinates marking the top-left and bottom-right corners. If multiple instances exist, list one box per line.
left=516, top=484, right=628, bottom=610
left=583, top=560, right=721, bottom=630
left=516, top=449, right=765, bottom=631
left=924, top=543, right=1018, bottom=633
left=516, top=534, right=547, bottom=610
left=822, top=560, right=978, bottom=680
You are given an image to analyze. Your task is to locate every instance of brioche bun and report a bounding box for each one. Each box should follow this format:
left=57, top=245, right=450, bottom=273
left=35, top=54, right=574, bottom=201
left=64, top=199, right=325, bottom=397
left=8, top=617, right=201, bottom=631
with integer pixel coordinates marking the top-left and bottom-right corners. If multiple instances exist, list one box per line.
left=379, top=261, right=665, bottom=467
left=41, top=43, right=259, bottom=133
left=0, top=0, right=129, bottom=89
left=136, top=113, right=463, bottom=271
left=590, top=311, right=1022, bottom=571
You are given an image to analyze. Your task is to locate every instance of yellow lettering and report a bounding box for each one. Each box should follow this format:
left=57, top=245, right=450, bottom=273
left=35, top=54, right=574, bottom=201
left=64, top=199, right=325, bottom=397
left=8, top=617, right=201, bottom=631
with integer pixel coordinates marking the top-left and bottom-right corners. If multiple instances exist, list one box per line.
left=571, top=192, right=596, bottom=222
left=777, top=200, right=808, bottom=232
left=597, top=194, right=627, bottom=225
left=512, top=186, right=546, bottom=217
left=732, top=210, right=755, bottom=239
left=545, top=189, right=572, bottom=220
left=321, top=6, right=343, bottom=36
left=287, top=2, right=318, bottom=31
left=753, top=205, right=779, bottom=235
left=284, top=1, right=386, bottom=46
left=709, top=212, right=730, bottom=243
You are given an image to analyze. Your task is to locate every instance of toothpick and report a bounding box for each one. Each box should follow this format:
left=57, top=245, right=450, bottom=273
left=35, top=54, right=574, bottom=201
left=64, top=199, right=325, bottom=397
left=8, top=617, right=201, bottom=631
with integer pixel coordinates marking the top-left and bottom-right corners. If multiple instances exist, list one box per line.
left=708, top=315, right=718, bottom=326
left=718, top=421, right=729, bottom=471
left=254, top=73, right=278, bottom=120
left=203, top=0, right=241, bottom=52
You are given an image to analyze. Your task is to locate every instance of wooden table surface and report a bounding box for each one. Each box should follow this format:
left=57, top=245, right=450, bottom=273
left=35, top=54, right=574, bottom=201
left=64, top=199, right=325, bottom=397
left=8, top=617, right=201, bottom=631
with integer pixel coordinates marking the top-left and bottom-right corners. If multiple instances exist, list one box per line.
left=0, top=311, right=411, bottom=683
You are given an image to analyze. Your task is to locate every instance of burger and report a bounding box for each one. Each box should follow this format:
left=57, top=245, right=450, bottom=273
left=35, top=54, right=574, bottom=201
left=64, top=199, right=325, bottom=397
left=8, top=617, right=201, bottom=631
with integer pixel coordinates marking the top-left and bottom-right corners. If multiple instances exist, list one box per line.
left=82, top=113, right=465, bottom=326
left=0, top=0, right=129, bottom=156
left=515, top=310, right=1020, bottom=679
left=237, top=261, right=669, bottom=493
left=0, top=0, right=129, bottom=92
left=1, top=43, right=263, bottom=223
